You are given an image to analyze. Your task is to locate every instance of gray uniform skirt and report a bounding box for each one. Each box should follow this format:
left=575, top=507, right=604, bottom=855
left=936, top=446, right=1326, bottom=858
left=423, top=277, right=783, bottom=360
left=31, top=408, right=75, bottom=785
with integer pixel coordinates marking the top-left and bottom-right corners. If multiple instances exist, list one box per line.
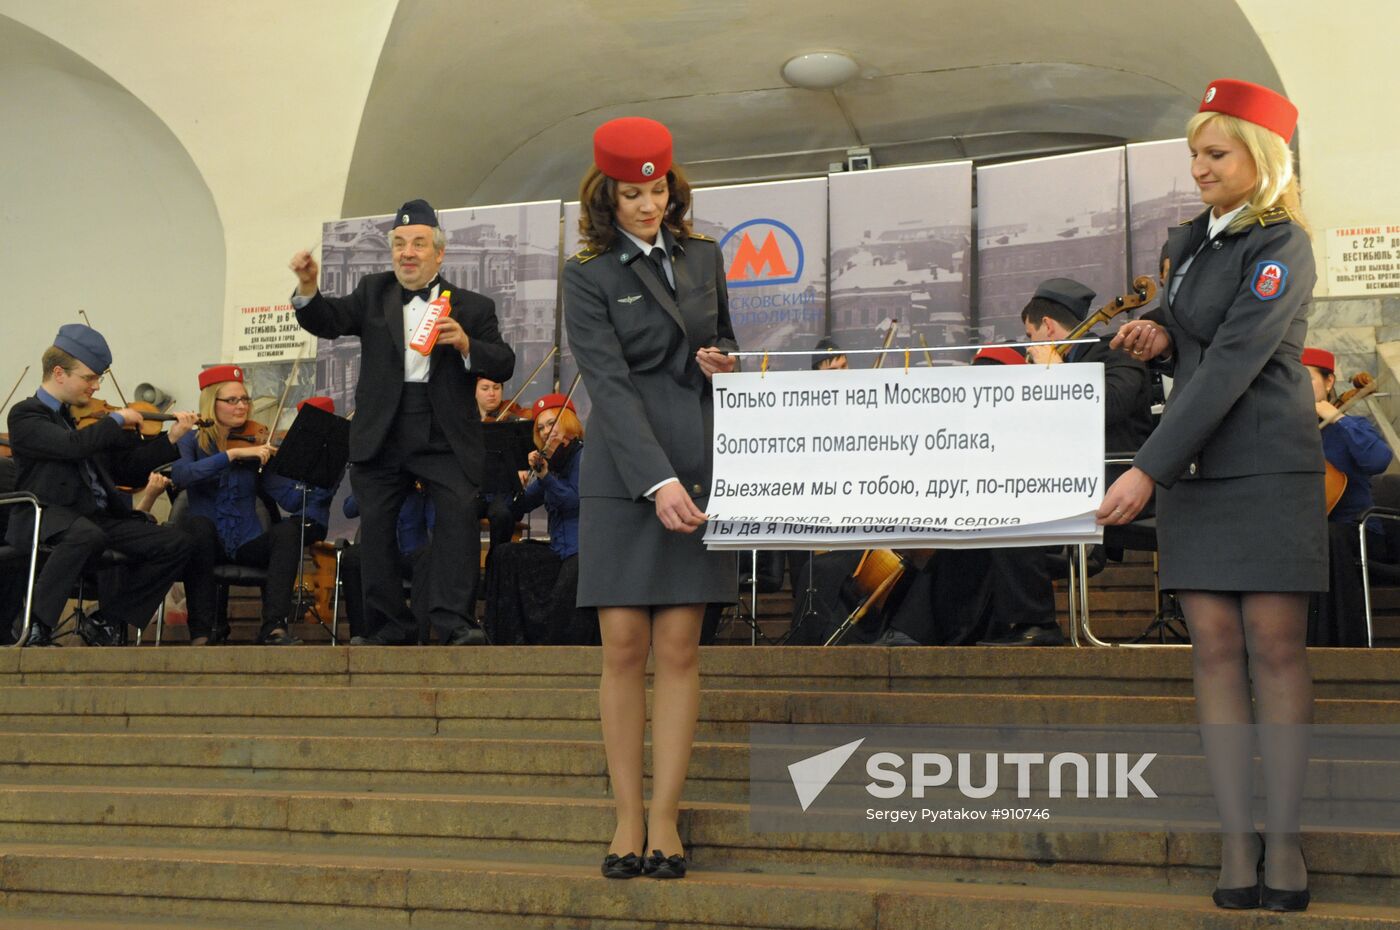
left=1156, top=471, right=1327, bottom=592
left=576, top=496, right=737, bottom=608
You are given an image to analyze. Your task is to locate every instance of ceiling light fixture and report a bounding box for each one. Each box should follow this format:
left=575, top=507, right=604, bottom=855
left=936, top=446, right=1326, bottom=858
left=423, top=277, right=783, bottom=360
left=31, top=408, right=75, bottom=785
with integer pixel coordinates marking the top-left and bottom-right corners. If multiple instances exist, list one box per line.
left=780, top=51, right=860, bottom=90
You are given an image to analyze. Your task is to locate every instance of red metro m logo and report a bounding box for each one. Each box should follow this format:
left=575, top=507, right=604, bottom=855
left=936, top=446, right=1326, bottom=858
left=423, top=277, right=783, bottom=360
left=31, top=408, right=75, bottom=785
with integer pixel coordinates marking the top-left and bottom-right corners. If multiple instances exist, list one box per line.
left=720, top=219, right=805, bottom=288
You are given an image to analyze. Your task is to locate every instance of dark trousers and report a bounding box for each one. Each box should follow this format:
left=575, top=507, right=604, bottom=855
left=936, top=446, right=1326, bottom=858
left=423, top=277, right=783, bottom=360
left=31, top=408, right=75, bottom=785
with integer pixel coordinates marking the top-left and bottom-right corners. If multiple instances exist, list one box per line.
left=984, top=545, right=1057, bottom=631
left=350, top=392, right=480, bottom=642
left=27, top=513, right=188, bottom=634
left=484, top=493, right=515, bottom=548
left=178, top=514, right=328, bottom=640
left=341, top=543, right=429, bottom=640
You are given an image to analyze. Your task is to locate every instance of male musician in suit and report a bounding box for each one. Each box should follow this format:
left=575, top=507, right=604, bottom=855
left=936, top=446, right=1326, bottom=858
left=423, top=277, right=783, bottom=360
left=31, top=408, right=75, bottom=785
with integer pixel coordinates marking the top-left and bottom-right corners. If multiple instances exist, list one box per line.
left=6, top=325, right=197, bottom=646
left=290, top=200, right=515, bottom=645
left=977, top=278, right=1154, bottom=646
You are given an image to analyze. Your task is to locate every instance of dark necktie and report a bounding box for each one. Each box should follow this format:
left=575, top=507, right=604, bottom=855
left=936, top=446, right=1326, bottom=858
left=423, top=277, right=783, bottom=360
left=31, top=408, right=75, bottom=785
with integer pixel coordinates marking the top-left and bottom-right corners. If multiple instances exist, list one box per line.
left=645, top=249, right=675, bottom=297
left=63, top=410, right=110, bottom=511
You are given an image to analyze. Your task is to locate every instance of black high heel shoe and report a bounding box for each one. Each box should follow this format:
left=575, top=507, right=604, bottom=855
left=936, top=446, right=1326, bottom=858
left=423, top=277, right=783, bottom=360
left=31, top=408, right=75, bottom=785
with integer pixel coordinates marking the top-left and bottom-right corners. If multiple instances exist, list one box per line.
left=643, top=848, right=687, bottom=880
left=1262, top=845, right=1310, bottom=912
left=1211, top=835, right=1264, bottom=910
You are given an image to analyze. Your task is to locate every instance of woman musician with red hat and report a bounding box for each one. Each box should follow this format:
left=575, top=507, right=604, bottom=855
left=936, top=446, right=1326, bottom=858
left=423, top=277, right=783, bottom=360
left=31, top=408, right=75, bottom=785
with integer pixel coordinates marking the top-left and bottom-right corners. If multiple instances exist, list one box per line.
left=1105, top=80, right=1320, bottom=911
left=1303, top=346, right=1393, bottom=643
left=563, top=116, right=738, bottom=880
left=171, top=365, right=338, bottom=645
left=481, top=392, right=591, bottom=645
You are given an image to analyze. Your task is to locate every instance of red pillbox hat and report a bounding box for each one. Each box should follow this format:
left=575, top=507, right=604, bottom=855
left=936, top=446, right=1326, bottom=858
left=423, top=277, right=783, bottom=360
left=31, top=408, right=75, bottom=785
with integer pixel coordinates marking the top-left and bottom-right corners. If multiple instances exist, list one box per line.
left=297, top=396, right=336, bottom=415
left=198, top=365, right=244, bottom=390
left=532, top=393, right=576, bottom=417
left=593, top=117, right=673, bottom=183
left=1198, top=79, right=1298, bottom=142
left=1301, top=347, right=1335, bottom=373
left=972, top=346, right=1027, bottom=367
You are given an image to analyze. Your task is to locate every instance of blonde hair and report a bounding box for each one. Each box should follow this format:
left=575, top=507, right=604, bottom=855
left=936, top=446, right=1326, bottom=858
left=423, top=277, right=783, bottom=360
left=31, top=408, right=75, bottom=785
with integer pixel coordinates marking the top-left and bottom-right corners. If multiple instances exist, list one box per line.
left=534, top=407, right=584, bottom=451
left=1187, top=111, right=1308, bottom=236
left=196, top=382, right=229, bottom=455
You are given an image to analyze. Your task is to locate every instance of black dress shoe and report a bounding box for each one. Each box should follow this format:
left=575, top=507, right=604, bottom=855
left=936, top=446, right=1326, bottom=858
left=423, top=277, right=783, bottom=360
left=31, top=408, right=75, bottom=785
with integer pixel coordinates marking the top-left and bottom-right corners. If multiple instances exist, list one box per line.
left=1262, top=846, right=1309, bottom=911
left=977, top=625, right=1067, bottom=647
left=20, top=622, right=56, bottom=647
left=445, top=626, right=487, bottom=646
left=601, top=851, right=645, bottom=879
left=643, top=849, right=687, bottom=879
left=78, top=611, right=123, bottom=647
left=1212, top=842, right=1264, bottom=910
left=257, top=626, right=303, bottom=646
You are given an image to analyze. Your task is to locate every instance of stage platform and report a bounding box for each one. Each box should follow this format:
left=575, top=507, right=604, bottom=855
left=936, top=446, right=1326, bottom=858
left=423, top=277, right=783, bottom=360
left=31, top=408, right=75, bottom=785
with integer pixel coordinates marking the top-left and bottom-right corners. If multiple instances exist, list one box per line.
left=0, top=646, right=1394, bottom=927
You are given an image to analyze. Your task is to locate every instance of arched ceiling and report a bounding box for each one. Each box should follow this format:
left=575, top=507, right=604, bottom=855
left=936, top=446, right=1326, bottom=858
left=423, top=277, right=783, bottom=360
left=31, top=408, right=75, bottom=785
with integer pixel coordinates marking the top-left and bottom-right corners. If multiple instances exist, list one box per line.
left=344, top=0, right=1283, bottom=214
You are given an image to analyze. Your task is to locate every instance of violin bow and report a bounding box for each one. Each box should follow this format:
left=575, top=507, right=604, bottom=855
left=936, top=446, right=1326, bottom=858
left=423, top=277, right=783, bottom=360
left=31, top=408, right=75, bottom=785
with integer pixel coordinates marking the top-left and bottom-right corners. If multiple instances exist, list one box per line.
left=525, top=372, right=582, bottom=488
left=265, top=341, right=311, bottom=444
left=496, top=346, right=557, bottom=420
left=871, top=319, right=899, bottom=370
left=1, top=366, right=30, bottom=416
left=78, top=310, right=130, bottom=405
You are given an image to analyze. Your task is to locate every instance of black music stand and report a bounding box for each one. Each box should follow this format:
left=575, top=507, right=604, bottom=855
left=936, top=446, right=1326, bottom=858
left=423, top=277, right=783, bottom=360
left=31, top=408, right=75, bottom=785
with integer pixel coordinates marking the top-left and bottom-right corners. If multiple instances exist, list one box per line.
left=481, top=420, right=535, bottom=496
left=273, top=404, right=350, bottom=642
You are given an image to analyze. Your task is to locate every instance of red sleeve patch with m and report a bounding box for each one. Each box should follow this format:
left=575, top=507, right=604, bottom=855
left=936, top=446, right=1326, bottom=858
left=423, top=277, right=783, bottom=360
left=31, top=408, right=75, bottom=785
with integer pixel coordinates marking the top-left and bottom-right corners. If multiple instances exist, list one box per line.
left=1251, top=261, right=1288, bottom=301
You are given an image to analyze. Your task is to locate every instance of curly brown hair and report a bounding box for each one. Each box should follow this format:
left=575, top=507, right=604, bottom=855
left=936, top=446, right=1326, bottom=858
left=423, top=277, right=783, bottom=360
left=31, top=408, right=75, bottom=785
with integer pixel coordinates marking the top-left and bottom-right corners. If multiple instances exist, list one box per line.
left=577, top=164, right=693, bottom=253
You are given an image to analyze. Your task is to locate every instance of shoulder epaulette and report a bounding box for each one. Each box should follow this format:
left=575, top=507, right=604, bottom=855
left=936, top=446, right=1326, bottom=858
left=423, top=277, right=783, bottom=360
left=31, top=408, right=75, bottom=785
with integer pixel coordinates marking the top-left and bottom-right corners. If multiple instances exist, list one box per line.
left=569, top=248, right=601, bottom=264
left=1257, top=205, right=1294, bottom=227
left=688, top=232, right=716, bottom=242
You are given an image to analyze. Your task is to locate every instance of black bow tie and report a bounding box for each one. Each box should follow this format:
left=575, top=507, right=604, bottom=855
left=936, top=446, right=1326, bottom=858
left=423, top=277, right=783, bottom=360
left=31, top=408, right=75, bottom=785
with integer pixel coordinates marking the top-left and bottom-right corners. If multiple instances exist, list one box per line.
left=402, top=284, right=435, bottom=303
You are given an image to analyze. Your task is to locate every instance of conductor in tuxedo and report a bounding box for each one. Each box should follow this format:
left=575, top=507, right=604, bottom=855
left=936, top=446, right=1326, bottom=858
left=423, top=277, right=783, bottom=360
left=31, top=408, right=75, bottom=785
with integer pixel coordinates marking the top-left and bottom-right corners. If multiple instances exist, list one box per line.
left=289, top=200, right=515, bottom=645
left=6, top=324, right=197, bottom=646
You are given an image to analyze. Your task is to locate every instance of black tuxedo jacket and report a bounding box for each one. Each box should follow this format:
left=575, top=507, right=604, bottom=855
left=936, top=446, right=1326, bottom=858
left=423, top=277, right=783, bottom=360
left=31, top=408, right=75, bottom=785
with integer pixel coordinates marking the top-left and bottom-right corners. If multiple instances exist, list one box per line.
left=295, top=272, right=515, bottom=484
left=6, top=395, right=179, bottom=543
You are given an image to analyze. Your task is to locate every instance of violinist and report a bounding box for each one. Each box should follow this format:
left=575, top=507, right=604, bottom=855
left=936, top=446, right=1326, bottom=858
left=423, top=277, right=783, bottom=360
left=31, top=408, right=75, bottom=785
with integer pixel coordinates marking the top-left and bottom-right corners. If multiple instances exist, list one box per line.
left=171, top=366, right=336, bottom=645
left=482, top=393, right=592, bottom=645
left=476, top=377, right=519, bottom=553
left=1304, top=347, right=1392, bottom=644
left=6, top=324, right=196, bottom=647
left=976, top=279, right=1154, bottom=647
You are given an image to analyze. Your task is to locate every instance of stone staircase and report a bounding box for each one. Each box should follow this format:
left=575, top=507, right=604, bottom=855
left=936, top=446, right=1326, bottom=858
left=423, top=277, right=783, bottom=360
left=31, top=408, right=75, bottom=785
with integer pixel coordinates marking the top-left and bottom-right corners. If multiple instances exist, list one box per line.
left=0, top=646, right=1395, bottom=928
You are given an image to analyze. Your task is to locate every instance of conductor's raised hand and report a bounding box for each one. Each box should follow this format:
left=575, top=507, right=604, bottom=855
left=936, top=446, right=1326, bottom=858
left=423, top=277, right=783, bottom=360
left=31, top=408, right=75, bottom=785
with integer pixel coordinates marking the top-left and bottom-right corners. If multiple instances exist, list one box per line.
left=654, top=481, right=707, bottom=534
left=289, top=250, right=319, bottom=296
left=696, top=347, right=735, bottom=380
left=435, top=317, right=471, bottom=356
left=1111, top=319, right=1172, bottom=362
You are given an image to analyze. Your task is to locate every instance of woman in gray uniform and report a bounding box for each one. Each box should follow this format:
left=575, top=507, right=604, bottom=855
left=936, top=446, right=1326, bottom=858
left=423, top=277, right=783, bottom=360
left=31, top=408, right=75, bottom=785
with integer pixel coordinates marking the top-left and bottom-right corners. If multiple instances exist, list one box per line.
left=563, top=117, right=738, bottom=880
left=1104, top=80, right=1320, bottom=912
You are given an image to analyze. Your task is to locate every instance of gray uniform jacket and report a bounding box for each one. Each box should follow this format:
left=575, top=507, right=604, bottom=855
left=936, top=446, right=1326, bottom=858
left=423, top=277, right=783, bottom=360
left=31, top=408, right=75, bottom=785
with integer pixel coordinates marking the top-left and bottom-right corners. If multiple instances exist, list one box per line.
left=1134, top=208, right=1322, bottom=488
left=563, top=228, right=738, bottom=501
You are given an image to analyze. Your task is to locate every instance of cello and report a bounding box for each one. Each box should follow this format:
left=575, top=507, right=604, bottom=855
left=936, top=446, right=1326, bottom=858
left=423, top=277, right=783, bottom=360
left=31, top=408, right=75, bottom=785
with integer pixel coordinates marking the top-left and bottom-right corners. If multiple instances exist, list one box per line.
left=1052, top=275, right=1158, bottom=358
left=1321, top=372, right=1380, bottom=514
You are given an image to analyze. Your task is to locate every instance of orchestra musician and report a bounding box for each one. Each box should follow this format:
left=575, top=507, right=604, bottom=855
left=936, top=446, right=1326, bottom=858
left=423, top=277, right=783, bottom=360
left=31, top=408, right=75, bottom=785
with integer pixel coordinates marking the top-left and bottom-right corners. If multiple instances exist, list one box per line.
left=481, top=392, right=593, bottom=645
left=1106, top=80, right=1320, bottom=911
left=476, top=377, right=518, bottom=556
left=1303, top=346, right=1392, bottom=644
left=172, top=369, right=337, bottom=645
left=6, top=324, right=196, bottom=646
left=977, top=278, right=1153, bottom=646
left=563, top=117, right=738, bottom=880
left=289, top=199, right=515, bottom=647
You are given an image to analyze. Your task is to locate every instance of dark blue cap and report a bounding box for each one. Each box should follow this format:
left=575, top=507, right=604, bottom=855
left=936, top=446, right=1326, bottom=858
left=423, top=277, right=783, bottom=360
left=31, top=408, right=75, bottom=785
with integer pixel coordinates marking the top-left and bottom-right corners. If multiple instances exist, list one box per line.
left=53, top=323, right=112, bottom=374
left=1032, top=278, right=1097, bottom=322
left=811, top=337, right=844, bottom=369
left=393, top=199, right=439, bottom=229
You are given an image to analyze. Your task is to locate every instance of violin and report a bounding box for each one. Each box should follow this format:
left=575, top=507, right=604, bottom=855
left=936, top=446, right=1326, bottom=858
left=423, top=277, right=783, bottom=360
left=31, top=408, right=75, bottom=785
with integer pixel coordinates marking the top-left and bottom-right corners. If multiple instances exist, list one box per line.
left=227, top=419, right=272, bottom=448
left=70, top=396, right=212, bottom=436
left=485, top=400, right=532, bottom=423
left=1053, top=275, right=1158, bottom=358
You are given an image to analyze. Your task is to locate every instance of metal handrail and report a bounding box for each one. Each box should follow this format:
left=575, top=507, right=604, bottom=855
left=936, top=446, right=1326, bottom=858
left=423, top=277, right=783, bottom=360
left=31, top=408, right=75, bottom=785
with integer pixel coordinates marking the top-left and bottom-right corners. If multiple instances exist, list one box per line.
left=0, top=492, right=43, bottom=648
left=1355, top=505, right=1400, bottom=649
